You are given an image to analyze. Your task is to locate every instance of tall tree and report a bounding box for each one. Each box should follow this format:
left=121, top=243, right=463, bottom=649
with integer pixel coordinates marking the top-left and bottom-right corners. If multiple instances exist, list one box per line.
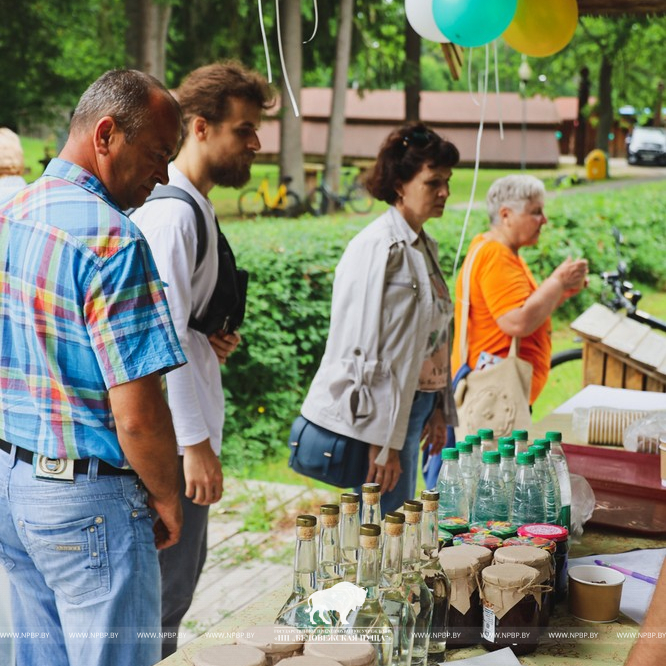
left=124, top=0, right=172, bottom=82
left=404, top=22, right=421, bottom=121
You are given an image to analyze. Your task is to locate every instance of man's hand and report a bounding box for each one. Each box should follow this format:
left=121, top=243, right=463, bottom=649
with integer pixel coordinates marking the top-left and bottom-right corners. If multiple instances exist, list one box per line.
left=183, top=440, right=224, bottom=505
left=421, top=408, right=447, bottom=455
left=366, top=444, right=402, bottom=494
left=149, top=494, right=183, bottom=550
left=208, top=330, right=241, bottom=365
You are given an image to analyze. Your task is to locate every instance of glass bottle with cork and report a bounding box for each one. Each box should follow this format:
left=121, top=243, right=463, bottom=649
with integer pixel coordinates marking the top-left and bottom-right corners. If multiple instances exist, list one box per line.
left=361, top=483, right=382, bottom=528
left=339, top=493, right=360, bottom=584
left=318, top=504, right=342, bottom=591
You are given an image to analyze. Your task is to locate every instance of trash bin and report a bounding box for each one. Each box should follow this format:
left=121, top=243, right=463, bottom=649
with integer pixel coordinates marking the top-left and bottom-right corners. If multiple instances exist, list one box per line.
left=585, top=149, right=608, bottom=180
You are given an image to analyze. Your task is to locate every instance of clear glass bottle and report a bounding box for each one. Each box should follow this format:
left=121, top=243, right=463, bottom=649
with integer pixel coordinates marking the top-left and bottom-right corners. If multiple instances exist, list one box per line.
left=348, top=524, right=394, bottom=666
left=339, top=492, right=360, bottom=583
left=530, top=443, right=561, bottom=525
left=379, top=512, right=415, bottom=666
left=498, top=440, right=516, bottom=501
left=276, top=515, right=321, bottom=631
left=318, top=504, right=342, bottom=591
left=436, top=448, right=469, bottom=522
left=471, top=451, right=509, bottom=523
left=420, top=490, right=451, bottom=665
left=512, top=429, right=530, bottom=455
left=456, top=441, right=477, bottom=514
left=510, top=452, right=546, bottom=526
left=465, top=434, right=482, bottom=472
left=545, top=431, right=572, bottom=532
left=362, top=482, right=382, bottom=528
left=477, top=428, right=495, bottom=453
left=401, top=500, right=434, bottom=666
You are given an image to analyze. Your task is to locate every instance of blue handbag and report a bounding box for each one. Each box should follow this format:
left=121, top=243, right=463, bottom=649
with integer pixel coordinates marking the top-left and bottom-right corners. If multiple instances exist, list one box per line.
left=288, top=415, right=369, bottom=488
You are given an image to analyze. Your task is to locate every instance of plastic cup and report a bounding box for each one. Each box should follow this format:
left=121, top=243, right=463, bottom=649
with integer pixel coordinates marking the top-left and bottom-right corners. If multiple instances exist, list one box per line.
left=568, top=565, right=625, bottom=623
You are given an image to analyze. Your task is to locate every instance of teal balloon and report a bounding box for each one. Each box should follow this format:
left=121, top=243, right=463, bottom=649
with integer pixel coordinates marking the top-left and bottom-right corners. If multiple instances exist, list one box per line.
left=432, top=0, right=518, bottom=48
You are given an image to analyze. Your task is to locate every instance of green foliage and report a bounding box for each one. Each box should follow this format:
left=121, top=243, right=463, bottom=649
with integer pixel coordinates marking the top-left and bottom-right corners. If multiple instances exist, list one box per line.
left=218, top=181, right=666, bottom=474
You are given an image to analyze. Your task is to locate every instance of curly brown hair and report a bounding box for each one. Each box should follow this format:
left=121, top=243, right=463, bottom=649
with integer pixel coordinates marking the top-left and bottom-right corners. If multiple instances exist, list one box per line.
left=365, top=123, right=459, bottom=205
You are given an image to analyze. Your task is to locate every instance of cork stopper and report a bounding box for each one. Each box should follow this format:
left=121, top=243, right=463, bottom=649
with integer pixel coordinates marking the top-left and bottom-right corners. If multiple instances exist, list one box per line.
left=193, top=644, right=267, bottom=666
left=320, top=505, right=340, bottom=528
left=297, top=515, right=317, bottom=539
left=403, top=500, right=422, bottom=524
left=340, top=493, right=360, bottom=514
left=384, top=512, right=405, bottom=537
left=361, top=483, right=380, bottom=505
left=359, top=523, right=380, bottom=549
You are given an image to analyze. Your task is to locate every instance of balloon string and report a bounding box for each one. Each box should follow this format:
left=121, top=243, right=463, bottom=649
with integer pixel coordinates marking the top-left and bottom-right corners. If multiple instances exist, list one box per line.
left=275, top=0, right=300, bottom=117
left=453, top=43, right=490, bottom=278
left=493, top=40, right=504, bottom=140
left=303, top=0, right=319, bottom=44
left=258, top=0, right=272, bottom=83
left=467, top=48, right=480, bottom=107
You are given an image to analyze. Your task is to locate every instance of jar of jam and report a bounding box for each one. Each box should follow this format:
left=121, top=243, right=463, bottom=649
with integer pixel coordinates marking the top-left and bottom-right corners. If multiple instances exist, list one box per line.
left=237, top=625, right=304, bottom=665
left=470, top=521, right=519, bottom=539
left=448, top=542, right=493, bottom=569
left=518, top=524, right=569, bottom=603
left=438, top=547, right=484, bottom=648
left=438, top=529, right=454, bottom=550
left=481, top=563, right=541, bottom=656
left=493, top=545, right=554, bottom=629
left=452, top=532, right=504, bottom=552
left=439, top=517, right=469, bottom=538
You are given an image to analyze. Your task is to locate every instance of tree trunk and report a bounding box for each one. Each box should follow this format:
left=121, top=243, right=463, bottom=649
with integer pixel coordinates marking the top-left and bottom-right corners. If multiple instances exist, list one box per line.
left=595, top=55, right=613, bottom=154
left=278, top=0, right=305, bottom=203
left=575, top=67, right=591, bottom=166
left=124, top=0, right=171, bottom=82
left=323, top=0, right=354, bottom=199
left=404, top=22, right=421, bottom=122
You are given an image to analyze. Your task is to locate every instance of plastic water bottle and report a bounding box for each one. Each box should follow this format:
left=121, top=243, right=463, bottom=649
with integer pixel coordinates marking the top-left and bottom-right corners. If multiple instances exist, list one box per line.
left=455, top=441, right=476, bottom=514
left=510, top=452, right=546, bottom=525
left=436, top=449, right=469, bottom=522
left=472, top=451, right=509, bottom=522
left=530, top=443, right=561, bottom=524
left=512, top=429, right=530, bottom=455
left=477, top=428, right=495, bottom=453
left=465, top=434, right=482, bottom=473
left=498, top=440, right=516, bottom=502
left=538, top=439, right=564, bottom=515
left=545, top=431, right=572, bottom=532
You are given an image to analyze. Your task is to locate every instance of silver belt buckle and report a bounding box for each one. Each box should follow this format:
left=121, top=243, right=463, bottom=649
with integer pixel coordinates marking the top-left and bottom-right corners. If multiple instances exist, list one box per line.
left=33, top=455, right=75, bottom=482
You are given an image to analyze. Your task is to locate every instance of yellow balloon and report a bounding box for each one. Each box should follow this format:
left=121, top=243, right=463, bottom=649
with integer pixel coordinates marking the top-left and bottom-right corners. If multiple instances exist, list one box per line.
left=503, top=0, right=578, bottom=57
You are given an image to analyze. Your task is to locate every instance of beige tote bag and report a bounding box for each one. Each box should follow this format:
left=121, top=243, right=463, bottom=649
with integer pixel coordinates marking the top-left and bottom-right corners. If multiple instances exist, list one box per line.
left=454, top=240, right=533, bottom=440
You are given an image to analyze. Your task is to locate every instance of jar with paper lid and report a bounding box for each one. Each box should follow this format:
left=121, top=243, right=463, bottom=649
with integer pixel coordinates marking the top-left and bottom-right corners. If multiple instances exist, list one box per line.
left=480, top=563, right=542, bottom=656
left=449, top=542, right=493, bottom=570
left=518, top=524, right=569, bottom=602
left=493, top=546, right=554, bottom=628
left=236, top=625, right=304, bottom=665
left=193, top=644, right=268, bottom=666
left=437, top=548, right=483, bottom=648
left=303, top=636, right=376, bottom=666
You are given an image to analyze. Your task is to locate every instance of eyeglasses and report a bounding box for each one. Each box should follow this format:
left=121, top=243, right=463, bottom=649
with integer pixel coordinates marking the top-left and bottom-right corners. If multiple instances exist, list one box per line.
left=402, top=129, right=436, bottom=148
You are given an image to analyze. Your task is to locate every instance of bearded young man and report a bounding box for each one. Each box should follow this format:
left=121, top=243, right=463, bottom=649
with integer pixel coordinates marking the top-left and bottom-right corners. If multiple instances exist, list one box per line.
left=130, top=61, right=274, bottom=658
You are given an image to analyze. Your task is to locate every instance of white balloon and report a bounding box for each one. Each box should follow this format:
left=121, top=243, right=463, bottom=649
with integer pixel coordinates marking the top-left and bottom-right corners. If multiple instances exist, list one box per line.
left=405, top=0, right=451, bottom=43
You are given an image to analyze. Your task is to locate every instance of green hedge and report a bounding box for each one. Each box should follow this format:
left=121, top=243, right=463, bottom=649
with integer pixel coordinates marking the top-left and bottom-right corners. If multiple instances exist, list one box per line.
left=220, top=181, right=666, bottom=473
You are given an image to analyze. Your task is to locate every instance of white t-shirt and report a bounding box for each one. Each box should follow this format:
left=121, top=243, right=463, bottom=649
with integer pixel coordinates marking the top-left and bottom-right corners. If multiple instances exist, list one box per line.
left=130, top=164, right=224, bottom=454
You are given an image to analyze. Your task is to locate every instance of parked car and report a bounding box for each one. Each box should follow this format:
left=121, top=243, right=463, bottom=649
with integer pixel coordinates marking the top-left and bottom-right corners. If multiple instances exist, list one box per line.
left=627, top=126, right=666, bottom=165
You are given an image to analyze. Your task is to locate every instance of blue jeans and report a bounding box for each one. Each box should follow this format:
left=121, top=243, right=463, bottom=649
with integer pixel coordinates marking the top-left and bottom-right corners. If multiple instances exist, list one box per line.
left=0, top=445, right=161, bottom=666
left=356, top=391, right=437, bottom=517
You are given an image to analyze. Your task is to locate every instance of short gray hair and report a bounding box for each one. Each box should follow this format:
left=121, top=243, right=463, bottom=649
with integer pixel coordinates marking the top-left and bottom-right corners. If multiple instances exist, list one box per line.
left=69, top=70, right=181, bottom=143
left=486, top=175, right=545, bottom=225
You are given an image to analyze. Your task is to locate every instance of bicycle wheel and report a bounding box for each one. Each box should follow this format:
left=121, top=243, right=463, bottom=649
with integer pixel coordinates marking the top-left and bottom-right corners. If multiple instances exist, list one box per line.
left=550, top=348, right=582, bottom=369
left=238, top=189, right=265, bottom=217
left=307, top=186, right=328, bottom=216
left=347, top=184, right=374, bottom=214
left=280, top=190, right=301, bottom=217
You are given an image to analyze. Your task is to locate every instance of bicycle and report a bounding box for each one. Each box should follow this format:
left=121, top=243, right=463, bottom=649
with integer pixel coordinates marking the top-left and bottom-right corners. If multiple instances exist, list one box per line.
left=237, top=176, right=301, bottom=217
left=550, top=227, right=666, bottom=370
left=307, top=170, right=374, bottom=216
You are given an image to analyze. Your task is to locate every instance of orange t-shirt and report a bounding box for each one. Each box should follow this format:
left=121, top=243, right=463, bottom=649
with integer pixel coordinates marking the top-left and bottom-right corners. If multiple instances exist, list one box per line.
left=451, top=234, right=552, bottom=404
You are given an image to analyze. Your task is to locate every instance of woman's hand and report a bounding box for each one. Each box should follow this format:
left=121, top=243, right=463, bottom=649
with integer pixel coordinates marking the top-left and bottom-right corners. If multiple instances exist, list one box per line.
left=553, top=257, right=588, bottom=294
left=421, top=409, right=447, bottom=455
left=366, top=444, right=402, bottom=494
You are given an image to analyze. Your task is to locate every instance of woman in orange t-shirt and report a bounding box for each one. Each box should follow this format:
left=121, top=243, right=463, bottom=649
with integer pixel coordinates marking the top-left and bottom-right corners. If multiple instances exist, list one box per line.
left=452, top=175, right=588, bottom=407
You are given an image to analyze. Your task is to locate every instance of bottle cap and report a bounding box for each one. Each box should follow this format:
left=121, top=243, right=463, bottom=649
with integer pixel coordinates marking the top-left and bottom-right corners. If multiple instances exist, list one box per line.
left=540, top=439, right=552, bottom=452
left=499, top=444, right=515, bottom=458
left=421, top=490, right=439, bottom=501
left=477, top=428, right=494, bottom=440
left=482, top=451, right=500, bottom=464
left=456, top=441, right=473, bottom=454
left=384, top=511, right=405, bottom=524
left=498, top=437, right=515, bottom=448
left=403, top=499, right=423, bottom=512
left=320, top=504, right=340, bottom=515
left=360, top=523, right=381, bottom=536
left=529, top=444, right=546, bottom=458
left=512, top=429, right=529, bottom=440
left=516, top=451, right=535, bottom=465
left=518, top=523, right=569, bottom=542
left=340, top=492, right=360, bottom=503
left=441, top=448, right=459, bottom=460
left=296, top=515, right=317, bottom=527
left=545, top=431, right=562, bottom=442
left=465, top=435, right=481, bottom=446
left=361, top=482, right=380, bottom=494
left=533, top=438, right=549, bottom=447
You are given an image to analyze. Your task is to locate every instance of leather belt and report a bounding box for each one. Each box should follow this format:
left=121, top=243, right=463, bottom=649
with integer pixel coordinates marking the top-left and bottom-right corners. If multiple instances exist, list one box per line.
left=0, top=438, right=136, bottom=477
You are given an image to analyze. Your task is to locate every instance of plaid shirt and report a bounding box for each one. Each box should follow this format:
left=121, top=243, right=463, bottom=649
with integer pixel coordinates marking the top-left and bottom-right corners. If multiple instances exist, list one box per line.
left=0, top=159, right=185, bottom=467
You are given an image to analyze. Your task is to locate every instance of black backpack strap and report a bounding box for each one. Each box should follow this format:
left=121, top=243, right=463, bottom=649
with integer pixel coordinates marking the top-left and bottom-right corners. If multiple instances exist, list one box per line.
left=144, top=185, right=207, bottom=270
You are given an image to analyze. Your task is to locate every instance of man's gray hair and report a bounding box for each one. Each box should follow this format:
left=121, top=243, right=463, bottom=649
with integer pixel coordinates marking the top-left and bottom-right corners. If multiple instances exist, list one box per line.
left=486, top=174, right=545, bottom=225
left=69, top=70, right=180, bottom=143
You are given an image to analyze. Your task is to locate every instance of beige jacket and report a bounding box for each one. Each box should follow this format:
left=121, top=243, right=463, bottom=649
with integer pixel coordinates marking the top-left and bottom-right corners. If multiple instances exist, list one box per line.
left=301, top=207, right=456, bottom=465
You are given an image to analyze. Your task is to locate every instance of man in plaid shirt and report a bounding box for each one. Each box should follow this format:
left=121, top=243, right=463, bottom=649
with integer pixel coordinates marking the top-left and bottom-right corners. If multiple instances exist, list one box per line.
left=0, top=70, right=186, bottom=666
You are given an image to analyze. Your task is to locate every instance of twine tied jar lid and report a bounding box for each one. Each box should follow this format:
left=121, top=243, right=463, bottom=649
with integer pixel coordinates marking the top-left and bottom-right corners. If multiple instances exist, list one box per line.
left=236, top=625, right=304, bottom=653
